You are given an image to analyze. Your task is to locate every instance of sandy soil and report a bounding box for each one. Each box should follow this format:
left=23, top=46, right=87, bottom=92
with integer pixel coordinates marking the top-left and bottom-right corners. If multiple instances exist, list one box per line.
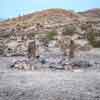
left=0, top=57, right=100, bottom=100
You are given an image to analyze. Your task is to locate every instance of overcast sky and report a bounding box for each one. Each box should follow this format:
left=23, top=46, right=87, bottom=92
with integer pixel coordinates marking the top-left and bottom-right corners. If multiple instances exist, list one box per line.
left=0, top=0, right=100, bottom=19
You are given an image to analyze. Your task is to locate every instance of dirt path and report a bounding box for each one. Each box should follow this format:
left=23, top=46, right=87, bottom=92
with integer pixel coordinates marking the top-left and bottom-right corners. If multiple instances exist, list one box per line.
left=0, top=70, right=100, bottom=100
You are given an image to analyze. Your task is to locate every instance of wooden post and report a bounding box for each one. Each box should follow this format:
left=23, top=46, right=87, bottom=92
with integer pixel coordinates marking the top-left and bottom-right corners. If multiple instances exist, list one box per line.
left=28, top=41, right=36, bottom=59
left=69, top=40, right=75, bottom=60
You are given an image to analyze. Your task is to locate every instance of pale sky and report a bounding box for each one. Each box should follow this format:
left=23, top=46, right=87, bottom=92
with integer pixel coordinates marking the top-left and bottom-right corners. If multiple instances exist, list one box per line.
left=0, top=0, right=100, bottom=19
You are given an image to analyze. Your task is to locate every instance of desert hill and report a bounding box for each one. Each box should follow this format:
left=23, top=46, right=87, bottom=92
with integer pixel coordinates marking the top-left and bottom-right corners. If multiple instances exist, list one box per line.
left=0, top=9, right=82, bottom=29
left=0, top=8, right=100, bottom=56
left=80, top=8, right=100, bottom=18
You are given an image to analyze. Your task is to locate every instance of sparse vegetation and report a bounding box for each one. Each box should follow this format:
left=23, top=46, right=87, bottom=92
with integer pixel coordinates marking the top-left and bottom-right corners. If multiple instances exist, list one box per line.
left=32, top=33, right=37, bottom=37
left=16, top=22, right=31, bottom=30
left=16, top=24, right=21, bottom=31
left=87, top=32, right=100, bottom=47
left=63, top=25, right=76, bottom=36
left=46, top=31, right=57, bottom=40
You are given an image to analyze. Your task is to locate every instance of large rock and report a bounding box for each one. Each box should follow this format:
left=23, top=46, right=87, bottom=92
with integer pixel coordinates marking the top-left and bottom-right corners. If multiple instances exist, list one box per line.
left=4, top=40, right=28, bottom=56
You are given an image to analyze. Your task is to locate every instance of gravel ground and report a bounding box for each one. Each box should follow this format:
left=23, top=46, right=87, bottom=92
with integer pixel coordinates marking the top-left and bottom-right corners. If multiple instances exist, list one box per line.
left=0, top=57, right=100, bottom=100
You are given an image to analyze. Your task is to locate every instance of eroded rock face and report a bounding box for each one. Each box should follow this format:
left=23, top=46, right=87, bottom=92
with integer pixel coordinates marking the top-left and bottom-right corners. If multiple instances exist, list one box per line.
left=0, top=41, right=6, bottom=55
left=4, top=40, right=28, bottom=56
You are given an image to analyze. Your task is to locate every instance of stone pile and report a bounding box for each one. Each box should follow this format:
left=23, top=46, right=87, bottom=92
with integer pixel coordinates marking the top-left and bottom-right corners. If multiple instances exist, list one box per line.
left=10, top=59, right=34, bottom=70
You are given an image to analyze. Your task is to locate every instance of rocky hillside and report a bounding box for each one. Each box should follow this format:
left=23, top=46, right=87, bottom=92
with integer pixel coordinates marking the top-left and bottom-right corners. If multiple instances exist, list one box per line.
left=0, top=9, right=82, bottom=28
left=0, top=8, right=100, bottom=56
left=80, top=8, right=100, bottom=18
left=0, top=8, right=100, bottom=32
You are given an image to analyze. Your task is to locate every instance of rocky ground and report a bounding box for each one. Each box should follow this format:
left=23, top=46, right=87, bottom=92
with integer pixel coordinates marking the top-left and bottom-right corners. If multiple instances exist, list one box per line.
left=0, top=8, right=100, bottom=100
left=0, top=55, right=100, bottom=100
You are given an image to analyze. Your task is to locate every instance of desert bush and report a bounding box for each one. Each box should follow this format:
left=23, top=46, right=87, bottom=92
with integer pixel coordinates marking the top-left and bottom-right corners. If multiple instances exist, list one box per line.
left=31, top=33, right=38, bottom=37
left=46, top=31, right=57, bottom=40
left=63, top=25, right=76, bottom=36
left=16, top=24, right=21, bottom=31
left=87, top=32, right=100, bottom=47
